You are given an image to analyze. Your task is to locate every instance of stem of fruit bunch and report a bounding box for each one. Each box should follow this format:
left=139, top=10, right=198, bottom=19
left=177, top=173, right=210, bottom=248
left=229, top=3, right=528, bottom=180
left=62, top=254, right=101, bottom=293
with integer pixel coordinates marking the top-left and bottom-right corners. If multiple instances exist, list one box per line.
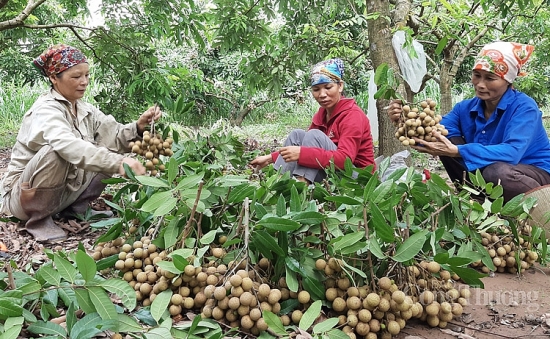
left=179, top=181, right=204, bottom=247
left=6, top=261, right=15, bottom=289
left=363, top=207, right=376, bottom=292
left=149, top=215, right=165, bottom=239
left=151, top=103, right=157, bottom=135
left=244, top=197, right=250, bottom=260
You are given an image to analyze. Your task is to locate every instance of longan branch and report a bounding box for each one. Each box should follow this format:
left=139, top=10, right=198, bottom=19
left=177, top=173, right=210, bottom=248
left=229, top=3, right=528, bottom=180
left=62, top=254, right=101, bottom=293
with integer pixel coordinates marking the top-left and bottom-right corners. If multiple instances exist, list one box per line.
left=180, top=181, right=204, bottom=247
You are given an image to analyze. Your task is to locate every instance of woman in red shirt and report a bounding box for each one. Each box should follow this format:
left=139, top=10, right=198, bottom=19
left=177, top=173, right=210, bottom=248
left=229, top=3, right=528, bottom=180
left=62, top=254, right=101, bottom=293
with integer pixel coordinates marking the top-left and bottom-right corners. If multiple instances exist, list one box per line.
left=250, top=58, right=375, bottom=184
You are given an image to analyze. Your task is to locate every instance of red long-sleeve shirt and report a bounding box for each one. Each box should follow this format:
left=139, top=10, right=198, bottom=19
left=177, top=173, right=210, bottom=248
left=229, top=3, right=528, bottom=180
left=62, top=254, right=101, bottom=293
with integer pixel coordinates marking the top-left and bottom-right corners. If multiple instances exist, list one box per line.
left=272, top=98, right=375, bottom=170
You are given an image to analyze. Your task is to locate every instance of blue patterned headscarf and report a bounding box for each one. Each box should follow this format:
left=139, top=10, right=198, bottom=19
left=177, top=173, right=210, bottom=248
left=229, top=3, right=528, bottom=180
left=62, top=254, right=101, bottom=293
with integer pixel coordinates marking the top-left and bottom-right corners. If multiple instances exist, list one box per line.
left=310, top=58, right=344, bottom=86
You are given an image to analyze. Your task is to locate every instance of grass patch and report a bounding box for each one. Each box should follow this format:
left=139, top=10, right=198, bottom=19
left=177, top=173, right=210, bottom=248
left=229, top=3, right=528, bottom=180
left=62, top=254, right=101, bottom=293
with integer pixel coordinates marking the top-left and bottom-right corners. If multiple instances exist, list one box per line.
left=0, top=80, right=48, bottom=148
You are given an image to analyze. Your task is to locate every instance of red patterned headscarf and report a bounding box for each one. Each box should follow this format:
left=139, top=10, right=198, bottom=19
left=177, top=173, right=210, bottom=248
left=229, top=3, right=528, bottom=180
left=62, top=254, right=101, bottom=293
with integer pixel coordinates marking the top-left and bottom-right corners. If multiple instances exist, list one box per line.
left=33, top=44, right=88, bottom=77
left=473, top=41, right=534, bottom=83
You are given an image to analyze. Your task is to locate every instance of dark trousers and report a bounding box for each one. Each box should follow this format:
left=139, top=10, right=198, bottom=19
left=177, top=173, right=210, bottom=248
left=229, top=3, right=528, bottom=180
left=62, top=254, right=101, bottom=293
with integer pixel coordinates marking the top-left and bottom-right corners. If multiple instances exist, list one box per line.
left=440, top=137, right=550, bottom=202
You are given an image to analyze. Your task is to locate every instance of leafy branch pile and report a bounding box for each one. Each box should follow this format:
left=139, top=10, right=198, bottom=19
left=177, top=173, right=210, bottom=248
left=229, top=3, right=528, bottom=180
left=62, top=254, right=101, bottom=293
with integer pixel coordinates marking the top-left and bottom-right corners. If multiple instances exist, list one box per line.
left=1, top=127, right=547, bottom=339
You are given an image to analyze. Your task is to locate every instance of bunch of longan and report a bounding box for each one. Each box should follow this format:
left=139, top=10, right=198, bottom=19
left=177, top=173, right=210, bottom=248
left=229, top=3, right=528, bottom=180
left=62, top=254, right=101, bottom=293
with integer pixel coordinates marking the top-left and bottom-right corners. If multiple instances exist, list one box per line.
left=394, top=99, right=448, bottom=146
left=130, top=130, right=174, bottom=176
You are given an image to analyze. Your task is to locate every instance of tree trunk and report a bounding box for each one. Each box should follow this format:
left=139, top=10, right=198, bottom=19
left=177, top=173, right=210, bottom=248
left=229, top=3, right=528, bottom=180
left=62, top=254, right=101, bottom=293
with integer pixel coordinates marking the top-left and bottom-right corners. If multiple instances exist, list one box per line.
left=439, top=46, right=457, bottom=115
left=231, top=107, right=252, bottom=127
left=366, top=0, right=409, bottom=159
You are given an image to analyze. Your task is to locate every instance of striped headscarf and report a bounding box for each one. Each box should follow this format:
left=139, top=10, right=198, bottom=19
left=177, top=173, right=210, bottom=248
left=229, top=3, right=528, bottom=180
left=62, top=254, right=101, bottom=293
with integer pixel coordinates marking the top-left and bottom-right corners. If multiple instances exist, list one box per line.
left=473, top=41, right=534, bottom=83
left=310, top=58, right=345, bottom=86
left=33, top=44, right=88, bottom=77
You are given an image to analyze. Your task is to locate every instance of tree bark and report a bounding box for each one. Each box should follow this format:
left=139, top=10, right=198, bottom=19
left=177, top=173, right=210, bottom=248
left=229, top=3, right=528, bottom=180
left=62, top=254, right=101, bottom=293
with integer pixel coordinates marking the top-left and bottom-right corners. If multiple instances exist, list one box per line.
left=0, top=0, right=47, bottom=31
left=366, top=0, right=409, bottom=159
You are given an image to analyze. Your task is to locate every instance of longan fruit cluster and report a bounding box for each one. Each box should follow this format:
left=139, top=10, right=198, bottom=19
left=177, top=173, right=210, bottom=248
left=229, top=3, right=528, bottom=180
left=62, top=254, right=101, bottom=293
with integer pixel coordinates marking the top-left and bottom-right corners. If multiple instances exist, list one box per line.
left=315, top=257, right=470, bottom=338
left=471, top=226, right=537, bottom=274
left=395, top=99, right=448, bottom=146
left=130, top=130, right=174, bottom=176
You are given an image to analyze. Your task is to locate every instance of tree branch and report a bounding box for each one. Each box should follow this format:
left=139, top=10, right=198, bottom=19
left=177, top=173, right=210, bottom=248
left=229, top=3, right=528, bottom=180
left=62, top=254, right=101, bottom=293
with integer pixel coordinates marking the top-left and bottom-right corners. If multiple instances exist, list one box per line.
left=0, top=0, right=48, bottom=31
left=448, top=25, right=489, bottom=78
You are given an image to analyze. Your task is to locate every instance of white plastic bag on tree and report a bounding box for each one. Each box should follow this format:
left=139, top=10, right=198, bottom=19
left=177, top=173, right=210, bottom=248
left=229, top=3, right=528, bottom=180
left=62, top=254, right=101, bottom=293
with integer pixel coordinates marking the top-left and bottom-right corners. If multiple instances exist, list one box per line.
left=367, top=70, right=379, bottom=142
left=377, top=150, right=410, bottom=182
left=392, top=30, right=427, bottom=93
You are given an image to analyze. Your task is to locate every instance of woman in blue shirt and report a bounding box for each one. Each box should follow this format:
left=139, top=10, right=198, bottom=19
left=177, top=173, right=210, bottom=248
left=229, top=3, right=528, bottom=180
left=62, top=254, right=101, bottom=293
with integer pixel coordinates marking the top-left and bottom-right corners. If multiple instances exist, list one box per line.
left=388, top=41, right=550, bottom=202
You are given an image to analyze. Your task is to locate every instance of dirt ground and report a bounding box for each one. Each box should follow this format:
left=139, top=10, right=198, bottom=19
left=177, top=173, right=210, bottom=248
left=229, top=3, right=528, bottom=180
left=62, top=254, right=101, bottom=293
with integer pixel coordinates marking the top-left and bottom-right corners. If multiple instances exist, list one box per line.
left=2, top=148, right=550, bottom=339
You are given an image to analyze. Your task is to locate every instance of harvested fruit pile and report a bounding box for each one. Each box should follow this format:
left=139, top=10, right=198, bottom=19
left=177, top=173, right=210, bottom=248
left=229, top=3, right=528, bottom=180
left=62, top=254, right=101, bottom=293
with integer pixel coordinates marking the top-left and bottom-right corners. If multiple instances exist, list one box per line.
left=394, top=99, right=449, bottom=146
left=470, top=226, right=538, bottom=274
left=93, top=236, right=473, bottom=339
left=129, top=130, right=173, bottom=176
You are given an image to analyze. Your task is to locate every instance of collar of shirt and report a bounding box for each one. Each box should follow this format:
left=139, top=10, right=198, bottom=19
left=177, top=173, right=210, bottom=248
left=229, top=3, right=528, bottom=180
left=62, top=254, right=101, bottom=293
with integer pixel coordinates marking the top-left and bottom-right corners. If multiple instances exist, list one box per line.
left=469, top=86, right=516, bottom=121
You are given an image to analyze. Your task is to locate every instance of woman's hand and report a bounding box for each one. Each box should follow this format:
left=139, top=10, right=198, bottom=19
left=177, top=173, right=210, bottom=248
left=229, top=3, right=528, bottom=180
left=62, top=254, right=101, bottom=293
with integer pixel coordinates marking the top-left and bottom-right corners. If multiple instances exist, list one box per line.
left=411, top=130, right=460, bottom=157
left=387, top=99, right=403, bottom=124
left=137, top=105, right=162, bottom=135
left=279, top=146, right=301, bottom=162
left=119, top=157, right=146, bottom=176
left=250, top=154, right=273, bottom=170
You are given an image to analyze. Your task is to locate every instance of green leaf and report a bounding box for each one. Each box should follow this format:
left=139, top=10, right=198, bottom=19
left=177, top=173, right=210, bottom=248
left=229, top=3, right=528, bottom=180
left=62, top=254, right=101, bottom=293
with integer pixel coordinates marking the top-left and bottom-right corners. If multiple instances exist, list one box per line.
left=168, top=157, right=178, bottom=183
left=227, top=184, right=256, bottom=203
left=74, top=289, right=96, bottom=314
left=200, top=230, right=217, bottom=245
left=87, top=287, right=118, bottom=320
left=435, top=36, right=448, bottom=55
left=153, top=197, right=177, bottom=216
left=392, top=230, right=429, bottom=262
left=251, top=230, right=285, bottom=259
left=157, top=260, right=184, bottom=275
left=123, top=163, right=137, bottom=181
left=100, top=279, right=137, bottom=311
left=4, top=316, right=24, bottom=331
left=285, top=266, right=299, bottom=293
left=258, top=217, right=301, bottom=232
left=171, top=255, right=189, bottom=271
left=262, top=311, right=286, bottom=335
left=312, top=317, right=339, bottom=334
left=300, top=300, right=322, bottom=330
left=0, top=300, right=23, bottom=317
left=164, top=218, right=181, bottom=248
left=374, top=63, right=389, bottom=85
left=96, top=254, right=119, bottom=271
left=135, top=176, right=170, bottom=188
left=369, top=180, right=393, bottom=203
left=72, top=314, right=117, bottom=339
left=276, top=194, right=287, bottom=217
left=332, top=232, right=365, bottom=253
left=0, top=325, right=22, bottom=339
left=367, top=237, right=386, bottom=259
left=174, top=172, right=204, bottom=190
left=54, top=254, right=77, bottom=283
left=75, top=250, right=96, bottom=282
left=324, top=329, right=350, bottom=339
left=151, top=290, right=173, bottom=323
left=323, top=196, right=362, bottom=205
left=27, top=321, right=66, bottom=338
left=291, top=211, right=325, bottom=225
left=370, top=203, right=395, bottom=243
left=289, top=185, right=301, bottom=212
left=38, top=265, right=61, bottom=286
left=141, top=191, right=173, bottom=213
left=117, top=314, right=143, bottom=333
left=66, top=301, right=77, bottom=334
left=303, top=276, right=325, bottom=300
left=451, top=266, right=485, bottom=288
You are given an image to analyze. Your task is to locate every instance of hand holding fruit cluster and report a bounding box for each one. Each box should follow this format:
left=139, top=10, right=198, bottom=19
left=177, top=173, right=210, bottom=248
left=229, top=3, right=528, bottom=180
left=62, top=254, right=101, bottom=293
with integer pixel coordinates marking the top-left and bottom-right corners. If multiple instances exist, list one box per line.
left=394, top=99, right=449, bottom=146
left=130, top=130, right=174, bottom=176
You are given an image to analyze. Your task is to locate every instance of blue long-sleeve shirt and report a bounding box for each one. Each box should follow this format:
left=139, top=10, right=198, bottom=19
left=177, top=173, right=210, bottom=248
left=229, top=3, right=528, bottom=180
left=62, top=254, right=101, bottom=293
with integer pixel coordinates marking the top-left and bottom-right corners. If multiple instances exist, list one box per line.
left=442, top=87, right=550, bottom=174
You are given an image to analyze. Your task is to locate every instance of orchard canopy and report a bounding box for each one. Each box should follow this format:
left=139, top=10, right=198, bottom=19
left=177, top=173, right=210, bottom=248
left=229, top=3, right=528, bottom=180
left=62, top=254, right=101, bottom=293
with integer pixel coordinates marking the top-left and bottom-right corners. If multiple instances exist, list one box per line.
left=1, top=0, right=550, bottom=155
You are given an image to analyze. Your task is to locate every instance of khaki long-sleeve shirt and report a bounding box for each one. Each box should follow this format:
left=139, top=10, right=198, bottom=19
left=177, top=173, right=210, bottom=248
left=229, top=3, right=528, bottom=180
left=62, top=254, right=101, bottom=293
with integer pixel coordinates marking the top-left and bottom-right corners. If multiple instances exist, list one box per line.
left=1, top=89, right=139, bottom=198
